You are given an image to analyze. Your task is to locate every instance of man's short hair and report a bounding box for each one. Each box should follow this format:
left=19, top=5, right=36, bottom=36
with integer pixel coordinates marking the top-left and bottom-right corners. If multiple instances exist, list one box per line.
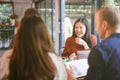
left=97, top=6, right=120, bottom=28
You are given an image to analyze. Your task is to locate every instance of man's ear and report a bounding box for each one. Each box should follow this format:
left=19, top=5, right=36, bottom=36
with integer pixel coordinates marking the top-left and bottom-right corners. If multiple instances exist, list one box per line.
left=103, top=20, right=108, bottom=31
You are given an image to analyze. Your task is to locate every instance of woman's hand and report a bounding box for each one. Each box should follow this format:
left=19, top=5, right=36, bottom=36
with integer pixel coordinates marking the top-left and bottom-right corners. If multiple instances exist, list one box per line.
left=69, top=53, right=77, bottom=60
left=75, top=37, right=89, bottom=49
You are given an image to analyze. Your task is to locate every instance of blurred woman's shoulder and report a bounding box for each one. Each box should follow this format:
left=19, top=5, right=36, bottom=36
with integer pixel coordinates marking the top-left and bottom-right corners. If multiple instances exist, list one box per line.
left=48, top=52, right=67, bottom=80
left=1, top=49, right=13, bottom=59
left=0, top=49, right=13, bottom=80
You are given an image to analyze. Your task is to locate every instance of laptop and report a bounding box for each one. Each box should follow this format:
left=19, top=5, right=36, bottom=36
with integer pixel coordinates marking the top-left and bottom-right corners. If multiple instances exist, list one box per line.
left=77, top=50, right=90, bottom=59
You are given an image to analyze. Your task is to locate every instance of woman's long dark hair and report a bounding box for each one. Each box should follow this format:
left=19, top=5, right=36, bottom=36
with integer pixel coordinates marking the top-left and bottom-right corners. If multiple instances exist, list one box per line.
left=9, top=15, right=56, bottom=80
left=72, top=17, right=92, bottom=48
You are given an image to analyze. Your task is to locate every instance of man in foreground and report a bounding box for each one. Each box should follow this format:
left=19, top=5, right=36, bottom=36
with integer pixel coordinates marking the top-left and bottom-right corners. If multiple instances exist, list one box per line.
left=85, top=6, right=120, bottom=80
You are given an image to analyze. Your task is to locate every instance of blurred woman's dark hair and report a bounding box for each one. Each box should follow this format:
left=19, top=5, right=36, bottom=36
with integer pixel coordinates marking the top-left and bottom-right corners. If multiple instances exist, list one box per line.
left=9, top=15, right=56, bottom=80
left=24, top=8, right=40, bottom=16
left=9, top=8, right=40, bottom=49
left=72, top=17, right=92, bottom=48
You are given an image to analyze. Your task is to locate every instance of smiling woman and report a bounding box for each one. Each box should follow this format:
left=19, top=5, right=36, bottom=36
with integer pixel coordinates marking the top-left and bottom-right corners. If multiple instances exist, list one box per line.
left=61, top=17, right=97, bottom=59
left=75, top=21, right=86, bottom=38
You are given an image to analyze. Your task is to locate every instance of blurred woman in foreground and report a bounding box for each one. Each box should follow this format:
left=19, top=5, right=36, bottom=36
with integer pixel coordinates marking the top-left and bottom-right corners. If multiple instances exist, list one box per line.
left=0, top=15, right=67, bottom=80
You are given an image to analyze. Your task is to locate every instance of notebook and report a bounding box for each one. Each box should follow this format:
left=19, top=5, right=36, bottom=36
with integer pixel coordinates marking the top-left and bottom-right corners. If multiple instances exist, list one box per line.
left=65, top=59, right=89, bottom=78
